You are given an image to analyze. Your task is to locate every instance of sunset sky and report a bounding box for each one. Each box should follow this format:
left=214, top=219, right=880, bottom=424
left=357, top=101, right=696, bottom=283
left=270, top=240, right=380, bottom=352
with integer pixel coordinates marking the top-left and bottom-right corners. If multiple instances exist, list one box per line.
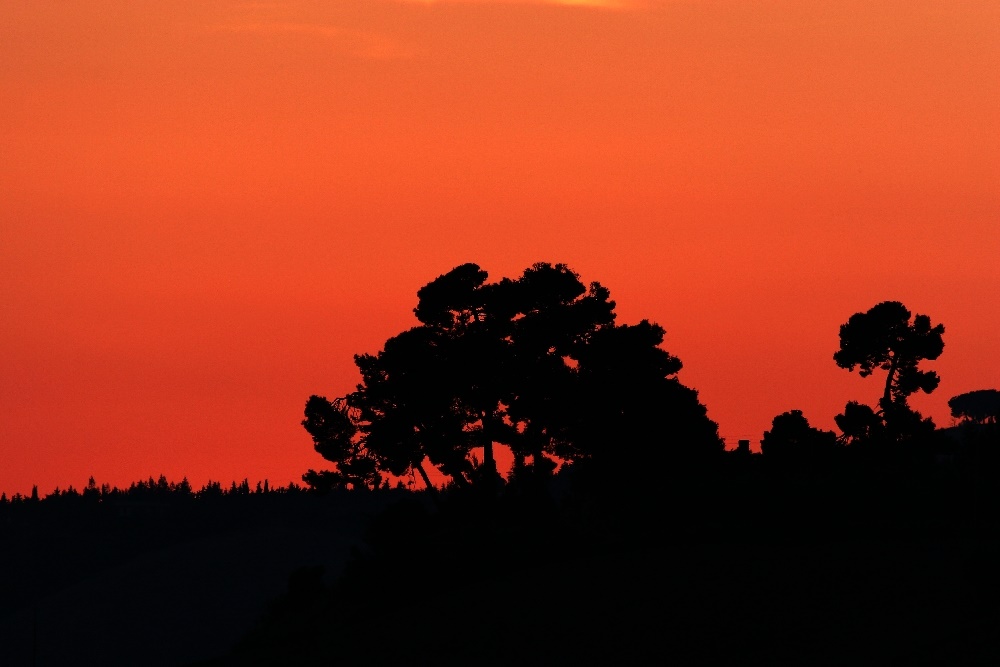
left=2, top=0, right=997, bottom=495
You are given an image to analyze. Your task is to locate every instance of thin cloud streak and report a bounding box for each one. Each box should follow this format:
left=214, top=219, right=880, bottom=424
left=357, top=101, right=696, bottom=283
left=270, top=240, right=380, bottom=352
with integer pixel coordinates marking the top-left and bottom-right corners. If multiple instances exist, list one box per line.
left=214, top=21, right=345, bottom=38
left=398, top=0, right=640, bottom=9
left=210, top=22, right=416, bottom=60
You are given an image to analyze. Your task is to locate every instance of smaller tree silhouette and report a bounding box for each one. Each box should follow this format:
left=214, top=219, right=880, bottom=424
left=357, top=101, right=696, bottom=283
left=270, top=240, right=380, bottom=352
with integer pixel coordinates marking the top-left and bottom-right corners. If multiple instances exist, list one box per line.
left=833, top=301, right=943, bottom=444
left=949, top=389, right=1000, bottom=426
left=301, top=395, right=383, bottom=491
left=947, top=389, right=1000, bottom=475
left=834, top=401, right=885, bottom=446
left=834, top=301, right=944, bottom=411
left=761, top=410, right=839, bottom=461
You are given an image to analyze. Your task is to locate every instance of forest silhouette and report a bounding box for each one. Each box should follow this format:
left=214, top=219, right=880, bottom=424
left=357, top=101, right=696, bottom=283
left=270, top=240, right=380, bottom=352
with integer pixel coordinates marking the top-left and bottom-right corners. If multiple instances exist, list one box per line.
left=3, top=262, right=999, bottom=666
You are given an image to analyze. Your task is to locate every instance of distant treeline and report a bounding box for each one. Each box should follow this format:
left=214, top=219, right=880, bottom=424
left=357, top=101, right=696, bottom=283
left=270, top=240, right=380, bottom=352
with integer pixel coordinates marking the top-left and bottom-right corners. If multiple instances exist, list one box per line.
left=0, top=475, right=323, bottom=517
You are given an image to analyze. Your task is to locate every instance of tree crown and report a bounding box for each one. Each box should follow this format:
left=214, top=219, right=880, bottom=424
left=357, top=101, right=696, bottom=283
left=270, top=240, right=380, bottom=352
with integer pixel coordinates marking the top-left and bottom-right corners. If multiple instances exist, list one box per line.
left=303, top=262, right=721, bottom=491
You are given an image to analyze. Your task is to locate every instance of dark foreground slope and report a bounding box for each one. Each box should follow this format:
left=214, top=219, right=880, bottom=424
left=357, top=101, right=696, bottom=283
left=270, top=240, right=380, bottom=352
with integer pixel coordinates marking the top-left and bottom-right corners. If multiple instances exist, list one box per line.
left=0, top=489, right=403, bottom=667
left=220, top=540, right=1000, bottom=666
left=209, top=461, right=1000, bottom=666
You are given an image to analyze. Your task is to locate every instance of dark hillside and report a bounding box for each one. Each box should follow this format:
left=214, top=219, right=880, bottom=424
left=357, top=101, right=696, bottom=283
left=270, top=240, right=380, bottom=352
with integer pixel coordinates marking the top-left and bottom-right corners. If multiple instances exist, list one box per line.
left=0, top=488, right=405, bottom=667
left=3, top=437, right=1000, bottom=666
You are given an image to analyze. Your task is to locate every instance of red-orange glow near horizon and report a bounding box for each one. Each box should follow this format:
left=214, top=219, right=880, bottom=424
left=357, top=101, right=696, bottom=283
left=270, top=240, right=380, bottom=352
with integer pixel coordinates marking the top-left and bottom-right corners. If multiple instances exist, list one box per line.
left=2, top=1, right=998, bottom=495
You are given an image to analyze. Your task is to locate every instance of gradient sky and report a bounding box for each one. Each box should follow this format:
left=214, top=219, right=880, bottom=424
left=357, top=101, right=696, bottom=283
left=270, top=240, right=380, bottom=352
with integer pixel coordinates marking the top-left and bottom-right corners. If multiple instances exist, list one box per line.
left=2, top=0, right=998, bottom=495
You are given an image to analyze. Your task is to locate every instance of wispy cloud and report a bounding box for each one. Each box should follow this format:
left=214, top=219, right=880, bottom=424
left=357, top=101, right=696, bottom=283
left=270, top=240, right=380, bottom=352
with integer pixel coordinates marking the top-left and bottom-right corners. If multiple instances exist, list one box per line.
left=398, top=0, right=639, bottom=8
left=210, top=22, right=416, bottom=60
left=543, top=0, right=637, bottom=6
left=215, top=22, right=344, bottom=38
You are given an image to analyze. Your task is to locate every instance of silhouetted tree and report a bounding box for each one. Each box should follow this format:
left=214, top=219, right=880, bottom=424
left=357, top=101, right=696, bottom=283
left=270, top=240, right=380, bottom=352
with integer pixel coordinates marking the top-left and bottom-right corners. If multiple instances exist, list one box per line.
left=564, top=320, right=722, bottom=478
left=949, top=389, right=1000, bottom=426
left=304, top=262, right=721, bottom=493
left=834, top=401, right=886, bottom=446
left=302, top=395, right=392, bottom=491
left=307, top=262, right=606, bottom=491
left=834, top=301, right=944, bottom=445
left=198, top=480, right=224, bottom=499
left=947, top=389, right=1000, bottom=475
left=83, top=476, right=99, bottom=504
left=761, top=410, right=839, bottom=461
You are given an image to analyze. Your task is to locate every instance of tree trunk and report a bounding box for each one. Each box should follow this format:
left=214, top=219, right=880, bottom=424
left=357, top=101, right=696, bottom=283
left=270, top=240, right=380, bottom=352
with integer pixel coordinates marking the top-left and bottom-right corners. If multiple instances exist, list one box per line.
left=882, top=353, right=899, bottom=411
left=483, top=440, right=497, bottom=477
left=415, top=462, right=442, bottom=505
left=479, top=411, right=500, bottom=481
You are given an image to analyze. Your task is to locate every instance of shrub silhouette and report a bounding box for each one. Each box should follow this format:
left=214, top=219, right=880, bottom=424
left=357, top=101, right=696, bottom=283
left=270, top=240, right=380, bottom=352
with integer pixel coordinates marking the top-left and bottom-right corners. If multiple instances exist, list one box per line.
left=761, top=409, right=839, bottom=462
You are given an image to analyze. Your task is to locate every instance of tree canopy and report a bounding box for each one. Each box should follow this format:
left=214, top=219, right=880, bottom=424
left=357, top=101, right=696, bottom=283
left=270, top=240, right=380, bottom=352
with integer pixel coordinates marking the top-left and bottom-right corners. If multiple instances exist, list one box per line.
left=833, top=301, right=944, bottom=445
left=949, top=389, right=1000, bottom=426
left=303, top=262, right=722, bottom=492
left=761, top=410, right=839, bottom=461
left=833, top=301, right=945, bottom=410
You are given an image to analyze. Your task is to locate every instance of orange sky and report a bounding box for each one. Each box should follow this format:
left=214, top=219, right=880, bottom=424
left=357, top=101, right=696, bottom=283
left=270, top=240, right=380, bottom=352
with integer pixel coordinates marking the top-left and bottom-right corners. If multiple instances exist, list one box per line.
left=2, top=0, right=998, bottom=495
